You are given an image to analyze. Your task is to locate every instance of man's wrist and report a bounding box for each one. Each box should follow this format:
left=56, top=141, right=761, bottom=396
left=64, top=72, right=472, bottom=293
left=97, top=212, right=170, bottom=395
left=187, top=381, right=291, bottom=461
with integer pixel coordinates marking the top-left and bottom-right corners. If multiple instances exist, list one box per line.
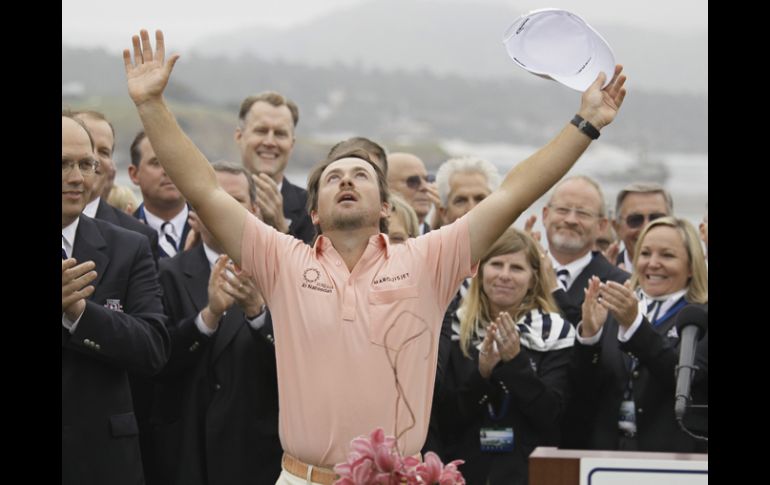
left=571, top=114, right=601, bottom=139
left=245, top=304, right=266, bottom=320
left=201, top=306, right=223, bottom=329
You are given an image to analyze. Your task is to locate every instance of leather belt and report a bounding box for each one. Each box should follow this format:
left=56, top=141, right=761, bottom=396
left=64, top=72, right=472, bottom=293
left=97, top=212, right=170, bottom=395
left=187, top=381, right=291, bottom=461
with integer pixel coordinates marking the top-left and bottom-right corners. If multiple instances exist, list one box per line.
left=282, top=453, right=338, bottom=485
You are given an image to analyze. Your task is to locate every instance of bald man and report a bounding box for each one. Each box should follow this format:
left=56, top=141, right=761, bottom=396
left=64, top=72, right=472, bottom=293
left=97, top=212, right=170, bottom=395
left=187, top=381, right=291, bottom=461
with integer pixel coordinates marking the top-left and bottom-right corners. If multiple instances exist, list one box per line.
left=387, top=152, right=437, bottom=234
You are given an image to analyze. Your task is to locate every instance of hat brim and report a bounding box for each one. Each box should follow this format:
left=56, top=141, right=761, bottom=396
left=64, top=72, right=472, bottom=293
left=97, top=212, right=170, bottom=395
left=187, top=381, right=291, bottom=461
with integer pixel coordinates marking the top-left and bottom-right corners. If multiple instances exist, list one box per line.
left=503, top=8, right=615, bottom=92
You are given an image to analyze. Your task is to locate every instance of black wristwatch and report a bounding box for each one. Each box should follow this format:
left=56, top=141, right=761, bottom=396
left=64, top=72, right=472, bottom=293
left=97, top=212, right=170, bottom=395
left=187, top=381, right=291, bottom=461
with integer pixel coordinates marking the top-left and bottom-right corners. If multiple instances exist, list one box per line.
left=570, top=114, right=601, bottom=140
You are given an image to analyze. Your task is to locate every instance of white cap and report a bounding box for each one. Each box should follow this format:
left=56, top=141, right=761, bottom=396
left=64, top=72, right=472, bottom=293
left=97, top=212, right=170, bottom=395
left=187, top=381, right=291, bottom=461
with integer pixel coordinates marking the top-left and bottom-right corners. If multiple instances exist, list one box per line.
left=502, top=8, right=615, bottom=92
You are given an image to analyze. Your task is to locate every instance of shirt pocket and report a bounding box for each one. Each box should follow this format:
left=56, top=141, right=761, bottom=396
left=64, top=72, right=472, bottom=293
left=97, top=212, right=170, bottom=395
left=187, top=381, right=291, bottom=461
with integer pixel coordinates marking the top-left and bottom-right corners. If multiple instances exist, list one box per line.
left=367, top=285, right=419, bottom=305
left=367, top=285, right=426, bottom=350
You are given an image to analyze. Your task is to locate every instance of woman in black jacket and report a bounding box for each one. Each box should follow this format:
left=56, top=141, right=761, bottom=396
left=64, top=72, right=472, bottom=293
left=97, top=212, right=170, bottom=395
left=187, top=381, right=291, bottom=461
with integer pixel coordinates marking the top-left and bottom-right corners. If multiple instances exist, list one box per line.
left=569, top=216, right=708, bottom=452
left=430, top=227, right=575, bottom=485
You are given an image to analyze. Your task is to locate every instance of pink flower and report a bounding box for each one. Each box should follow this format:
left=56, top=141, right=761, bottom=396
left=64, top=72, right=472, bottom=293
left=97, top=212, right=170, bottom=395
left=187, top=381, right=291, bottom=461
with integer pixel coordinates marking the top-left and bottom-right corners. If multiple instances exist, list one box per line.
left=334, top=429, right=465, bottom=485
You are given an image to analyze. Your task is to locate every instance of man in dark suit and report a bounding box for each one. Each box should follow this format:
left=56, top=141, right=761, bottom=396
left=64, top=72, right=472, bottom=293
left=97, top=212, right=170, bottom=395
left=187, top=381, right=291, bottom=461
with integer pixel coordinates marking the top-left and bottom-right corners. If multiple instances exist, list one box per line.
left=234, top=91, right=315, bottom=244
left=62, top=114, right=169, bottom=485
left=129, top=130, right=192, bottom=257
left=150, top=162, right=281, bottom=485
left=540, top=175, right=629, bottom=448
left=73, top=110, right=160, bottom=263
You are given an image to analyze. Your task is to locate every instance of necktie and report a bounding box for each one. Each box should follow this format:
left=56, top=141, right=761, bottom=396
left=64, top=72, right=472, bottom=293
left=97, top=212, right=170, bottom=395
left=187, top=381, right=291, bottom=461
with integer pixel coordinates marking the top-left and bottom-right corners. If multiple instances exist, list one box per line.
left=647, top=300, right=662, bottom=323
left=556, top=268, right=570, bottom=290
left=62, top=235, right=67, bottom=260
left=159, top=221, right=178, bottom=257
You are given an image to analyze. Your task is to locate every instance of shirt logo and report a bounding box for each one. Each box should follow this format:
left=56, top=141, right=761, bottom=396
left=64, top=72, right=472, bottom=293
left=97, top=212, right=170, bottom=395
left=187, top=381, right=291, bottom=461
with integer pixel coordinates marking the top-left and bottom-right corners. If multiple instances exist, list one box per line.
left=104, top=299, right=124, bottom=312
left=372, top=272, right=410, bottom=285
left=301, top=267, right=333, bottom=294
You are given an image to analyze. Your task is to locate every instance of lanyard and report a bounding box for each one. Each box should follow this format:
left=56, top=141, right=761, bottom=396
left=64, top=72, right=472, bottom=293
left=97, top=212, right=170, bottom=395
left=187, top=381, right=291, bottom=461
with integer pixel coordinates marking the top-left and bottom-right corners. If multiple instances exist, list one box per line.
left=651, top=298, right=687, bottom=327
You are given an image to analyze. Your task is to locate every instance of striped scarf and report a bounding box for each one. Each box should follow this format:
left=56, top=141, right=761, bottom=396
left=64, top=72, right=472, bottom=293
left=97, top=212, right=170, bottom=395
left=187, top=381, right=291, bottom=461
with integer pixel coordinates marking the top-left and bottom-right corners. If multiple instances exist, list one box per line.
left=453, top=307, right=576, bottom=352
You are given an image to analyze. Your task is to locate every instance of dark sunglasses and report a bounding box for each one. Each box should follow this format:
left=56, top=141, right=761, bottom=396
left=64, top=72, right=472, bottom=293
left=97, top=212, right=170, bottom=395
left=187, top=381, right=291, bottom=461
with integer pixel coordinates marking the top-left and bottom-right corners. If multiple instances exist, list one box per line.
left=625, top=212, right=666, bottom=229
left=405, top=173, right=435, bottom=190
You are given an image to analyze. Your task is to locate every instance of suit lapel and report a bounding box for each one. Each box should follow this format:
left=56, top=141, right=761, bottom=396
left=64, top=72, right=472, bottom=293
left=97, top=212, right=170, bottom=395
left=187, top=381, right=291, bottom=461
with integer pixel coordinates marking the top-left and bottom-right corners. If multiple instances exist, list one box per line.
left=181, top=245, right=210, bottom=313
left=212, top=307, right=245, bottom=364
left=72, top=216, right=109, bottom=291
left=95, top=199, right=118, bottom=225
left=281, top=178, right=301, bottom=220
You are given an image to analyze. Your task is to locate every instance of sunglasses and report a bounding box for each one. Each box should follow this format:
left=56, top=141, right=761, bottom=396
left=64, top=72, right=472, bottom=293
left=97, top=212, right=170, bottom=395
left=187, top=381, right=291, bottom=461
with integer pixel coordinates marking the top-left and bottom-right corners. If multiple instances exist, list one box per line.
left=625, top=212, right=666, bottom=229
left=405, top=173, right=435, bottom=190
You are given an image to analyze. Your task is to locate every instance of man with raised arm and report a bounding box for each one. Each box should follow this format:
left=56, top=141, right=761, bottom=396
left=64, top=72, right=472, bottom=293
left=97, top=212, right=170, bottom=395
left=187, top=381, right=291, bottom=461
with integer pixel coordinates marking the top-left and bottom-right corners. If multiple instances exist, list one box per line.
left=123, top=29, right=626, bottom=484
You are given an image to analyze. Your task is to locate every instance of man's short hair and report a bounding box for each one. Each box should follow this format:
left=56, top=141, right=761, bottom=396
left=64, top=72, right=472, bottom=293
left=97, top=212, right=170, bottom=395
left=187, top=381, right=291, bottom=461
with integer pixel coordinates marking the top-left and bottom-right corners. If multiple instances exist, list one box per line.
left=548, top=175, right=607, bottom=217
left=238, top=91, right=299, bottom=127
left=62, top=109, right=95, bottom=152
left=306, top=148, right=390, bottom=237
left=71, top=110, right=116, bottom=153
left=435, top=156, right=501, bottom=206
left=210, top=160, right=258, bottom=205
left=614, top=182, right=674, bottom=219
left=328, top=137, right=388, bottom=174
left=129, top=130, right=147, bottom=167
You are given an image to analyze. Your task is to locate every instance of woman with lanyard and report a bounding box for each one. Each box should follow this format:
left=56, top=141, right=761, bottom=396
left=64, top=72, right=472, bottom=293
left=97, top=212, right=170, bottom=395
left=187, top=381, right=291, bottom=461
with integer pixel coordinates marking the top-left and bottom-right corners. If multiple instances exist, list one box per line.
left=570, top=216, right=708, bottom=452
left=427, top=227, right=575, bottom=485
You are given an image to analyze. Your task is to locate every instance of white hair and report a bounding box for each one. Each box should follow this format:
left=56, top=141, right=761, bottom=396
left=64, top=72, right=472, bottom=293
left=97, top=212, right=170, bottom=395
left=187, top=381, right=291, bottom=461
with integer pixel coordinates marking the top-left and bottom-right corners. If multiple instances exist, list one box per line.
left=436, top=156, right=501, bottom=206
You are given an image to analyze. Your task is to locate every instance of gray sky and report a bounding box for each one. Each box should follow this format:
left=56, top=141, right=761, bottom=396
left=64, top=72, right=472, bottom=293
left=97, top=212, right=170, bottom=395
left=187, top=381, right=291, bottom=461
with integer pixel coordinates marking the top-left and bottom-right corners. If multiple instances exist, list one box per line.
left=63, top=0, right=707, bottom=53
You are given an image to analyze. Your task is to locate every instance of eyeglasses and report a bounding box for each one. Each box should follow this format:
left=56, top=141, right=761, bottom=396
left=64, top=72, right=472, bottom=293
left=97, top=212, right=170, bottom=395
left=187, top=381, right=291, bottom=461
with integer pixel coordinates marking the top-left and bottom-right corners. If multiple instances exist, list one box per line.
left=62, top=158, right=100, bottom=175
left=624, top=212, right=666, bottom=229
left=548, top=205, right=600, bottom=221
left=405, top=173, right=435, bottom=190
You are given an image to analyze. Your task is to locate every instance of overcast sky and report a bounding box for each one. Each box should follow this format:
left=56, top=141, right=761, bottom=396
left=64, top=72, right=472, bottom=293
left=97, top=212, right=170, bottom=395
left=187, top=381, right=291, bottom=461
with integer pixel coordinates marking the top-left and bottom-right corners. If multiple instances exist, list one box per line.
left=63, top=0, right=707, bottom=52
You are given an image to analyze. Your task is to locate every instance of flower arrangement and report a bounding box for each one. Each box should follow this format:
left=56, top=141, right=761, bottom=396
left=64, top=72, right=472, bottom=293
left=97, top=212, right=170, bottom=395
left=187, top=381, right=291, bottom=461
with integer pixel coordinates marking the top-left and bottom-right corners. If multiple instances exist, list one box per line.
left=333, top=428, right=465, bottom=485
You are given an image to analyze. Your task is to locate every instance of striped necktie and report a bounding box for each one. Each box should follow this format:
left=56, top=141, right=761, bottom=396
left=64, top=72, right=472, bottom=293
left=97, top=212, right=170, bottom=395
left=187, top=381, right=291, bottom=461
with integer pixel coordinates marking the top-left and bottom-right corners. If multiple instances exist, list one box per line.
left=646, top=300, right=662, bottom=324
left=159, top=221, right=178, bottom=257
left=62, top=235, right=67, bottom=260
left=556, top=268, right=570, bottom=290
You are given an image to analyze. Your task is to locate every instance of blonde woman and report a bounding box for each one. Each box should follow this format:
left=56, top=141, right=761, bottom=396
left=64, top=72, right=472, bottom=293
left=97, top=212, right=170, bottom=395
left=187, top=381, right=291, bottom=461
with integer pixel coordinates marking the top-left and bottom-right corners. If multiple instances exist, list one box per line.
left=107, top=184, right=140, bottom=215
left=387, top=194, right=419, bottom=244
left=429, top=227, right=575, bottom=485
left=571, top=217, right=708, bottom=452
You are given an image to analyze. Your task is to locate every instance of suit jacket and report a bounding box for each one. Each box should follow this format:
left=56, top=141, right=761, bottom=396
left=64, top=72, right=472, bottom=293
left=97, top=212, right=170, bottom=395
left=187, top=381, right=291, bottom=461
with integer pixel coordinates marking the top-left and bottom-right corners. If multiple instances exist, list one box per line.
left=553, top=251, right=630, bottom=327
left=62, top=216, right=169, bottom=485
left=95, top=198, right=160, bottom=264
left=567, top=303, right=708, bottom=452
left=133, top=203, right=193, bottom=258
left=281, top=177, right=315, bottom=244
left=150, top=244, right=282, bottom=485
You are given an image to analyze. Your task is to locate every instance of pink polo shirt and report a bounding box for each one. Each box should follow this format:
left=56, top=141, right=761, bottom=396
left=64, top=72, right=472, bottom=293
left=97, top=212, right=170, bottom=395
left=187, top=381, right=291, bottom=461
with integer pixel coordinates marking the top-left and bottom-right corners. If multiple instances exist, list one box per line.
left=241, top=215, right=474, bottom=467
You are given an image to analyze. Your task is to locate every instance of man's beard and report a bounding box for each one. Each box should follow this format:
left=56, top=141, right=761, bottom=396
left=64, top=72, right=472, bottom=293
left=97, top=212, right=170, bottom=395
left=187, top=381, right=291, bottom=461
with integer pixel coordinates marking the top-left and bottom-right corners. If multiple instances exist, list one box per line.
left=550, top=229, right=588, bottom=253
left=330, top=212, right=367, bottom=231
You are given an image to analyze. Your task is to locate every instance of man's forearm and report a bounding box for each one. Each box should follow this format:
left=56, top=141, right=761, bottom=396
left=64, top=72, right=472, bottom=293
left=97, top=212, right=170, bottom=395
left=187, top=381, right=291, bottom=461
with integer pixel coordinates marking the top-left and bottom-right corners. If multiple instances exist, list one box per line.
left=136, top=98, right=218, bottom=207
left=500, top=122, right=591, bottom=215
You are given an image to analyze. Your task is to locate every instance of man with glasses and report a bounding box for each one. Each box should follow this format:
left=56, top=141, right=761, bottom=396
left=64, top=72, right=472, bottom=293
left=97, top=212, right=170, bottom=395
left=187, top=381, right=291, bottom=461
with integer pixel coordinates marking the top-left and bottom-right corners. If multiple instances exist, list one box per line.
left=541, top=176, right=630, bottom=450
left=62, top=113, right=168, bottom=485
left=387, top=152, right=439, bottom=234
left=613, top=182, right=673, bottom=271
left=542, top=175, right=630, bottom=327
